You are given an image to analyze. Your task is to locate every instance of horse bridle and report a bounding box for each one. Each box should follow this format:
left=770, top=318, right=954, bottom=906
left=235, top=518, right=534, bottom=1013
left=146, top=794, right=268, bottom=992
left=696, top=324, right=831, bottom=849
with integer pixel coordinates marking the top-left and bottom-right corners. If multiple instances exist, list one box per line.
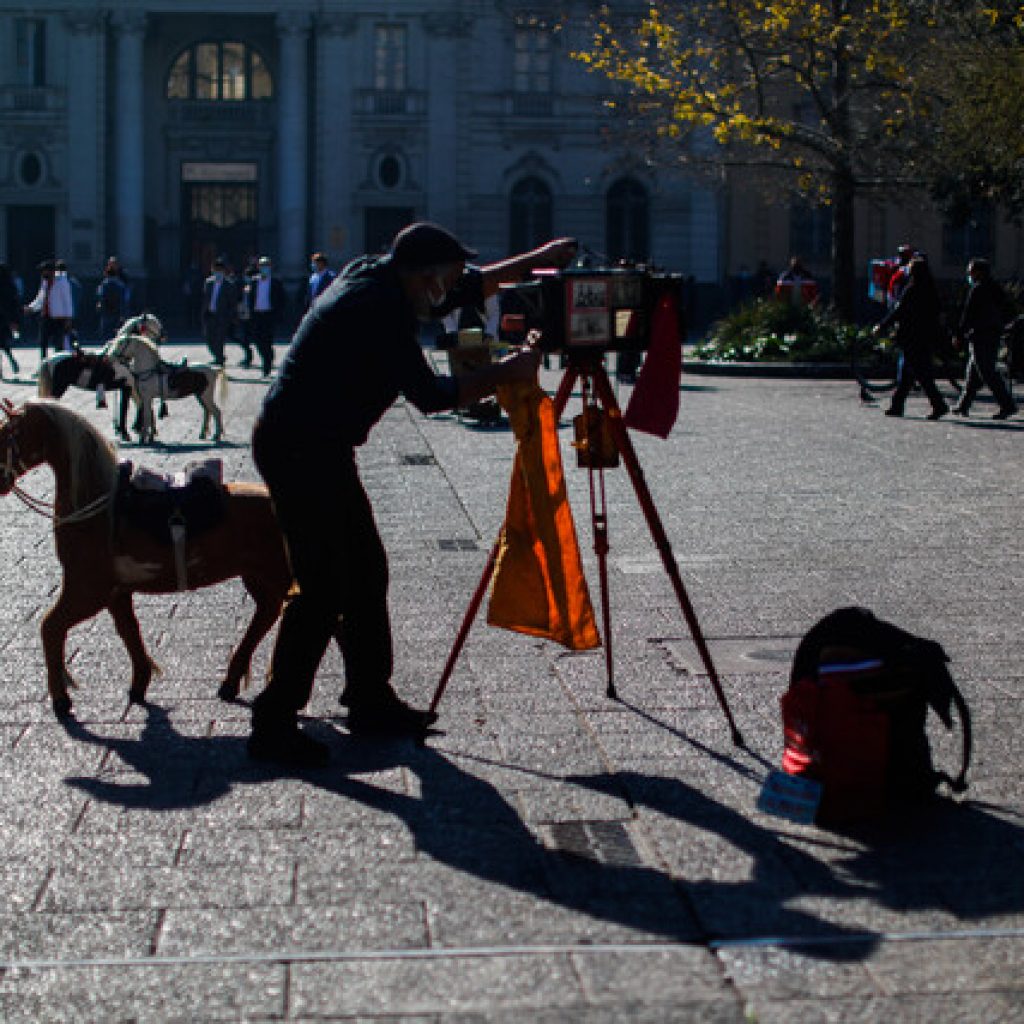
left=0, top=399, right=111, bottom=525
left=0, top=399, right=29, bottom=486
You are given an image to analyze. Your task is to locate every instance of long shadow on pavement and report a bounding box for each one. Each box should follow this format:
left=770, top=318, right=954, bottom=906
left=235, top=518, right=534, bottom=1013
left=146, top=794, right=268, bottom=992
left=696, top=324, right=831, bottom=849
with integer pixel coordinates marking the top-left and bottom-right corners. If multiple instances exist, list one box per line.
left=59, top=704, right=1024, bottom=962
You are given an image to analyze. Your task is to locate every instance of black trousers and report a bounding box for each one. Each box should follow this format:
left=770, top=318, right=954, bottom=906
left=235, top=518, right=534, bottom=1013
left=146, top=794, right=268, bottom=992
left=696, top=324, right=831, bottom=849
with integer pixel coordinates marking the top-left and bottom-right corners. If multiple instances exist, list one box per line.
left=39, top=317, right=67, bottom=359
left=889, top=343, right=946, bottom=413
left=960, top=335, right=1015, bottom=412
left=203, top=315, right=229, bottom=364
left=250, top=312, right=275, bottom=373
left=251, top=419, right=392, bottom=729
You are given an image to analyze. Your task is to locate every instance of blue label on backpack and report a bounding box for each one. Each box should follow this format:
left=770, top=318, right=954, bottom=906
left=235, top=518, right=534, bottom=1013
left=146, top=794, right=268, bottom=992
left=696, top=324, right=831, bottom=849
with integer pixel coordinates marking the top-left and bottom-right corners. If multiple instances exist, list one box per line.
left=757, top=770, right=822, bottom=824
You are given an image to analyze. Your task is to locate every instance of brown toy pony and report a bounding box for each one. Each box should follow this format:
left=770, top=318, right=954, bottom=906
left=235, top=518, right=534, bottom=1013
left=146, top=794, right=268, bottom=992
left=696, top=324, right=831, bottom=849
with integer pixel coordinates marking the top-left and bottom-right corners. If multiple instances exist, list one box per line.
left=0, top=397, right=290, bottom=717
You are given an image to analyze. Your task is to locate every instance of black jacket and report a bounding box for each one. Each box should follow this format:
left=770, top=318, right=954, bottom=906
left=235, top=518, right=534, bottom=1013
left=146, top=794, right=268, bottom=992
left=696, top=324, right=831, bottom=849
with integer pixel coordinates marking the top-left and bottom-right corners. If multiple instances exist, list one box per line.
left=877, top=280, right=941, bottom=350
left=958, top=278, right=1009, bottom=345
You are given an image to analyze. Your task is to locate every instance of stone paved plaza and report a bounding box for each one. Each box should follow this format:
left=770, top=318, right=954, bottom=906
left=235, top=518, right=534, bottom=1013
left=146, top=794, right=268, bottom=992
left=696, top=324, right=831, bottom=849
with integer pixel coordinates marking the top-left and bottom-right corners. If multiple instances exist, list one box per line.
left=0, top=341, right=1021, bottom=1021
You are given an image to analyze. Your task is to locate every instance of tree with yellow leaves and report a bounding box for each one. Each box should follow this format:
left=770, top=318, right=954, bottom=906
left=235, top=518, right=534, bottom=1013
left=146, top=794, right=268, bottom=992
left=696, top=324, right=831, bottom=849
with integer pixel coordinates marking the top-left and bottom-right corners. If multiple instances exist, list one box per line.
left=574, top=1, right=952, bottom=318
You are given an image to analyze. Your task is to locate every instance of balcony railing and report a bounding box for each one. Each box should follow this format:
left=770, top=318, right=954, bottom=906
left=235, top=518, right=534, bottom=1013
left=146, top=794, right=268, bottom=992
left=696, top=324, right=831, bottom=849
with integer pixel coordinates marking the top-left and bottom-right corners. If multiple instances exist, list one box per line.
left=354, top=89, right=427, bottom=116
left=0, top=87, right=63, bottom=113
left=509, top=92, right=553, bottom=117
left=165, top=100, right=274, bottom=127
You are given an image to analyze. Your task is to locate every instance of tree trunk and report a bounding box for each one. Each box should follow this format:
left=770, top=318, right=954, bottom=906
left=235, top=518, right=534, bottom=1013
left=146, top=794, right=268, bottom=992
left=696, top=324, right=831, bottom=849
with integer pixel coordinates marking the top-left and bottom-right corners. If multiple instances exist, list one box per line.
left=831, top=168, right=856, bottom=320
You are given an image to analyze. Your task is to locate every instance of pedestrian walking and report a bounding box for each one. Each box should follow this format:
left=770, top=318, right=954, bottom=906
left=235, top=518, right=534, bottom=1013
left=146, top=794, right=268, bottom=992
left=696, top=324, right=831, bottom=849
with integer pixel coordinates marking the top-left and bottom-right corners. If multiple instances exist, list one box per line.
left=201, top=257, right=236, bottom=366
left=24, top=258, right=73, bottom=359
left=873, top=257, right=949, bottom=420
left=0, top=263, right=21, bottom=377
left=952, top=258, right=1018, bottom=420
left=246, top=257, right=286, bottom=377
left=95, top=260, right=129, bottom=342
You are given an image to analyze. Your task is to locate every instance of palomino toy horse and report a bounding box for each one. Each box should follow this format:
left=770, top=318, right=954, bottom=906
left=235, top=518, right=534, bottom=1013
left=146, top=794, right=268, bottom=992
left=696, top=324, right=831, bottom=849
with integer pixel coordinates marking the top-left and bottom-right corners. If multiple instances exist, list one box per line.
left=0, top=398, right=289, bottom=717
left=109, top=314, right=226, bottom=443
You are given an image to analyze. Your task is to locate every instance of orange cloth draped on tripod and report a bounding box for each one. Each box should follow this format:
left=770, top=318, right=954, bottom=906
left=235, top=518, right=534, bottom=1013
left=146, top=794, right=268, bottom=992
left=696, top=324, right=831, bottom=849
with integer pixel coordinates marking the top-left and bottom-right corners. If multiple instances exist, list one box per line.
left=487, top=379, right=600, bottom=650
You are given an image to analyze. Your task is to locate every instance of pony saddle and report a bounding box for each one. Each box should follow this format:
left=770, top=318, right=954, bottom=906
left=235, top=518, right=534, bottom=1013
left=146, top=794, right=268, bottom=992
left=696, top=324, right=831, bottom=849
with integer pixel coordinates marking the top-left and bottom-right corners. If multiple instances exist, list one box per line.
left=115, top=459, right=226, bottom=545
left=160, top=361, right=208, bottom=396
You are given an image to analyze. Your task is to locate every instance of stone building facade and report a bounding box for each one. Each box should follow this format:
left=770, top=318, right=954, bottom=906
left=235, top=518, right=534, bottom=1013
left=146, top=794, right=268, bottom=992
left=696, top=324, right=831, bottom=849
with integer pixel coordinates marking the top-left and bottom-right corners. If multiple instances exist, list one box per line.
left=1, top=1, right=1021, bottom=331
left=0, top=1, right=723, bottom=327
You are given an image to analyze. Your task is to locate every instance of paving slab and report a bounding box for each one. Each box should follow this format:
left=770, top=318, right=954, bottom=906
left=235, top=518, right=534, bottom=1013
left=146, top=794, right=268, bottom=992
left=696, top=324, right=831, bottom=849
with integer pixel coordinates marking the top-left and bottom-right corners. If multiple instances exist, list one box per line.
left=0, top=346, right=1021, bottom=1019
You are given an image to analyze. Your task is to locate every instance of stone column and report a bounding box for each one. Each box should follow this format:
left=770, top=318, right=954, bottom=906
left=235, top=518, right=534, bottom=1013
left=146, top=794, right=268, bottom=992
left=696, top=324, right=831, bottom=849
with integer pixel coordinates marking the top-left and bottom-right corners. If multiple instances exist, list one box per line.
left=423, top=14, right=472, bottom=233
left=276, top=12, right=311, bottom=279
left=316, top=14, right=357, bottom=263
left=113, top=11, right=146, bottom=277
left=63, top=12, right=105, bottom=272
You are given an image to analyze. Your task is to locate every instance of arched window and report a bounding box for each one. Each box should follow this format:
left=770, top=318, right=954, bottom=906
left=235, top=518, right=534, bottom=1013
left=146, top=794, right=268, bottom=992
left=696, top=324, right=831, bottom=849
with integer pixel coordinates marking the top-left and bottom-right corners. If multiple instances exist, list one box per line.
left=509, top=176, right=553, bottom=253
left=166, top=41, right=272, bottom=101
left=606, top=178, right=649, bottom=262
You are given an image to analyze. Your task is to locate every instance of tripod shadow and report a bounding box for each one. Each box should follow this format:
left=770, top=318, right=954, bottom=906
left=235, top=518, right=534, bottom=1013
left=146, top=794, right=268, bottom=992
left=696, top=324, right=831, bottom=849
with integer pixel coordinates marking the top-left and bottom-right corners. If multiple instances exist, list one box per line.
left=59, top=703, right=1024, bottom=960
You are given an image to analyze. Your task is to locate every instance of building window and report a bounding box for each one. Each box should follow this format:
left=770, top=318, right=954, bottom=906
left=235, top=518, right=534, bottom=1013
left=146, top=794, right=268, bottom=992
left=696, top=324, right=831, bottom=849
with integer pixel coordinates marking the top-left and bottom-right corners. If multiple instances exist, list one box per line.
left=789, top=201, right=832, bottom=264
left=377, top=154, right=404, bottom=190
left=15, top=18, right=46, bottom=88
left=514, top=15, right=552, bottom=93
left=509, top=176, right=553, bottom=253
left=606, top=178, right=649, bottom=262
left=166, top=42, right=273, bottom=101
left=942, top=205, right=993, bottom=267
left=18, top=152, right=43, bottom=187
left=374, top=25, right=407, bottom=92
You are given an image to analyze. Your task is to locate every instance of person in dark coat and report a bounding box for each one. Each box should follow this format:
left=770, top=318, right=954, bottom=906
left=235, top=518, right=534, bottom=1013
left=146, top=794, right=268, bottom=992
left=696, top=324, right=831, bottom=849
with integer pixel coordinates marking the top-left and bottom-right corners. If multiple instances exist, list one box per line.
left=201, top=257, right=236, bottom=366
left=247, top=222, right=578, bottom=766
left=873, top=257, right=949, bottom=420
left=0, top=263, right=21, bottom=376
left=95, top=260, right=129, bottom=342
left=245, top=256, right=287, bottom=376
left=952, top=258, right=1017, bottom=420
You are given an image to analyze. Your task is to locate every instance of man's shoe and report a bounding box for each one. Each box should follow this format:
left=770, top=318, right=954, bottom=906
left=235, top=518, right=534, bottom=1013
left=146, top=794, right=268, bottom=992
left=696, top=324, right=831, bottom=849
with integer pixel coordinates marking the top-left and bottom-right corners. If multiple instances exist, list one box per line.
left=884, top=407, right=903, bottom=417
left=347, top=694, right=438, bottom=736
left=950, top=405, right=969, bottom=416
left=993, top=405, right=1018, bottom=420
left=927, top=404, right=949, bottom=420
left=247, top=725, right=329, bottom=768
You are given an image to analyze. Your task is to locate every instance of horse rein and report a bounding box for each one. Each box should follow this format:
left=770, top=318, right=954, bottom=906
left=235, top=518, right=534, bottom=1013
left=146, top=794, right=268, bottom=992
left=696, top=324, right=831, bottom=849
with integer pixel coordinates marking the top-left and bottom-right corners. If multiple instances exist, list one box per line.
left=0, top=405, right=111, bottom=528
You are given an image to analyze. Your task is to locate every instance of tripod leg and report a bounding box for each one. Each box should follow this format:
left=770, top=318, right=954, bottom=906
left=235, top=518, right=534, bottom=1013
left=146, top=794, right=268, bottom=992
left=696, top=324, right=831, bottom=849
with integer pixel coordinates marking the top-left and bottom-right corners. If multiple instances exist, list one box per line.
left=428, top=539, right=499, bottom=716
left=592, top=369, right=744, bottom=747
left=581, top=376, right=616, bottom=698
left=592, top=501, right=615, bottom=698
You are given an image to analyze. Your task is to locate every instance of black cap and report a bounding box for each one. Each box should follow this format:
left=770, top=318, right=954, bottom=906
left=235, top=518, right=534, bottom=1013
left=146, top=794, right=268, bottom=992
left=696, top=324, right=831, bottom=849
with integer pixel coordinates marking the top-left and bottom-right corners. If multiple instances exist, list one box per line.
left=390, top=222, right=477, bottom=269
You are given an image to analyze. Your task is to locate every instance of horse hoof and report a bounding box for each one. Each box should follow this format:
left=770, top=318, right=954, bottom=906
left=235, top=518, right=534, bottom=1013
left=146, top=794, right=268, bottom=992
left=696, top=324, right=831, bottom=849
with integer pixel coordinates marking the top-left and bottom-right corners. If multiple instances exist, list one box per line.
left=217, top=680, right=240, bottom=702
left=52, top=695, right=73, bottom=719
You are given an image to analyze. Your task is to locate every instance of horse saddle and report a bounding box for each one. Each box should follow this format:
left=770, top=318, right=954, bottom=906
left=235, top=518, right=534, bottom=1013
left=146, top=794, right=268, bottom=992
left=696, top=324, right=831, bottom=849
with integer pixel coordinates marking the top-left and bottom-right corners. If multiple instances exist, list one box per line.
left=161, top=361, right=206, bottom=395
left=115, top=459, right=226, bottom=546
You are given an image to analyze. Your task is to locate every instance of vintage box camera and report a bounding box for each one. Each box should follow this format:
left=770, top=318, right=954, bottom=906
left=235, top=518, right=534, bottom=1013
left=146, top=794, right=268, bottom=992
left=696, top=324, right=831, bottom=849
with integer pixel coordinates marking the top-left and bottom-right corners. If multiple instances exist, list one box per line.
left=498, top=265, right=682, bottom=353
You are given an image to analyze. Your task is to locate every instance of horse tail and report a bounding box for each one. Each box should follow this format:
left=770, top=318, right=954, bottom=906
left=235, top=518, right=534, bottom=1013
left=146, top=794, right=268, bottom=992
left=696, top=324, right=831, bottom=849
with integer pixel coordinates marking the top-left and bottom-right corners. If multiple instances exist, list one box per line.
left=37, top=358, right=54, bottom=398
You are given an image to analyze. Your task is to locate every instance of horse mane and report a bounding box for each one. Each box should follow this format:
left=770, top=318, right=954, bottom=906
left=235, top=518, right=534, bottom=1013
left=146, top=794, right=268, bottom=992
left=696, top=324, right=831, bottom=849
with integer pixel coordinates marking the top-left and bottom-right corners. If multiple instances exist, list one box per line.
left=28, top=400, right=118, bottom=507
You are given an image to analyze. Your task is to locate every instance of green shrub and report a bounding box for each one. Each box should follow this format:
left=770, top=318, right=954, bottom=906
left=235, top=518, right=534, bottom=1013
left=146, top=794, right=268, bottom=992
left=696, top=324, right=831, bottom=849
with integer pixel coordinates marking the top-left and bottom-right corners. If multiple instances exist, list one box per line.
left=694, top=298, right=882, bottom=363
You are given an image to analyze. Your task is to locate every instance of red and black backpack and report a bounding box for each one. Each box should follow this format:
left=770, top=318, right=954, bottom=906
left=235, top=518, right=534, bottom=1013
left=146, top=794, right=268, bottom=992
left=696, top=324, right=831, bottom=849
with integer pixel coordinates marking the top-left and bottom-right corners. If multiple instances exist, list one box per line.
left=781, top=607, right=972, bottom=825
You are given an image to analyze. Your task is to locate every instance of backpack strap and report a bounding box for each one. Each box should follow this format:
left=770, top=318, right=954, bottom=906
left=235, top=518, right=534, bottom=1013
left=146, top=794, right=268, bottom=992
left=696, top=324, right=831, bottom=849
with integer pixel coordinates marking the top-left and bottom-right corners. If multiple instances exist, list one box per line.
left=936, top=679, right=972, bottom=794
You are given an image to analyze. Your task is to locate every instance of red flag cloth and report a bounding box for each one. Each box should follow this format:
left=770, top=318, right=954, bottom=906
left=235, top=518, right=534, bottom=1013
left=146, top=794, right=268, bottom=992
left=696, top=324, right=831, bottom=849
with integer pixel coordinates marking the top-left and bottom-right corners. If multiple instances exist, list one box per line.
left=487, top=379, right=601, bottom=651
left=623, top=293, right=681, bottom=438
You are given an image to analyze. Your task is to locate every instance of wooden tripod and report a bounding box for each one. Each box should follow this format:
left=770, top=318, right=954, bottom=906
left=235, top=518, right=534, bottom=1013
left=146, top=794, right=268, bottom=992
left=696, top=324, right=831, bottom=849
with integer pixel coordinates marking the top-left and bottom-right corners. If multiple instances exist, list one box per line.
left=428, top=352, right=743, bottom=748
